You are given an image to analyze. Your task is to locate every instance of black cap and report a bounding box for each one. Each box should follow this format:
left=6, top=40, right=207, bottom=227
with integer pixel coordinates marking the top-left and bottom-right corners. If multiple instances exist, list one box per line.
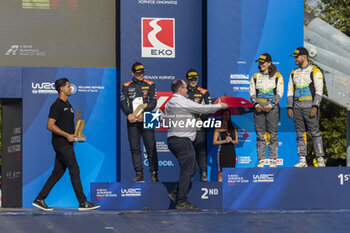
left=186, top=69, right=199, bottom=80
left=290, top=47, right=308, bottom=57
left=255, top=53, right=272, bottom=63
left=132, top=62, right=145, bottom=73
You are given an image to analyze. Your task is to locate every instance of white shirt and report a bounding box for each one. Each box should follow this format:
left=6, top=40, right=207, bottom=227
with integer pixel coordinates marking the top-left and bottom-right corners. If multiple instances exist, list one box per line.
left=165, top=94, right=222, bottom=141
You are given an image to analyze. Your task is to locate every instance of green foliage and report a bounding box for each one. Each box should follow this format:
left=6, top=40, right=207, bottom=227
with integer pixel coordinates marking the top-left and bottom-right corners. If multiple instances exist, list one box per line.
left=305, top=0, right=348, bottom=163
left=305, top=0, right=350, bottom=37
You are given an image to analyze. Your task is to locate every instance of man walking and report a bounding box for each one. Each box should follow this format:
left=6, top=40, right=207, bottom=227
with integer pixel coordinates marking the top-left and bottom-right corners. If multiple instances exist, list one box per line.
left=33, top=78, right=100, bottom=211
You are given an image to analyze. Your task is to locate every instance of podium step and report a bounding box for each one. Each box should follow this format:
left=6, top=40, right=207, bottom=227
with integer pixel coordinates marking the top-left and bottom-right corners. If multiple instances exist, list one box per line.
left=91, top=182, right=222, bottom=210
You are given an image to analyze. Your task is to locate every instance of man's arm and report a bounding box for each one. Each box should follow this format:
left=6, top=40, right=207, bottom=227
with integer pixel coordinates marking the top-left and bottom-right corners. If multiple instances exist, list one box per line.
left=120, top=85, right=133, bottom=116
left=182, top=98, right=226, bottom=115
left=312, top=68, right=323, bottom=108
left=47, top=118, right=75, bottom=142
left=200, top=90, right=212, bottom=121
left=144, top=83, right=157, bottom=112
left=286, top=71, right=295, bottom=109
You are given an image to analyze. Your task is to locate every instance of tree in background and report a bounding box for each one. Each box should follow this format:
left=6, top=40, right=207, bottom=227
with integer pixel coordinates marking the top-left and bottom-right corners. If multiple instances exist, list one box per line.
left=305, top=0, right=347, bottom=166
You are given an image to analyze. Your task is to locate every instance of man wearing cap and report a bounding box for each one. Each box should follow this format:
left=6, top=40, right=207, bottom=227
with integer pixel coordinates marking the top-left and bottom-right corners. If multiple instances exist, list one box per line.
left=287, top=47, right=326, bottom=167
left=120, top=62, right=159, bottom=182
left=249, top=53, right=284, bottom=168
left=186, top=69, right=212, bottom=182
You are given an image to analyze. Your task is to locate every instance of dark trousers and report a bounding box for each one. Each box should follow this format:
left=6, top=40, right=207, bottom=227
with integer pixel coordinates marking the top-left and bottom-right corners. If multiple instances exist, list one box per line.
left=127, top=122, right=158, bottom=173
left=168, top=137, right=198, bottom=203
left=193, top=130, right=207, bottom=174
left=37, top=140, right=87, bottom=203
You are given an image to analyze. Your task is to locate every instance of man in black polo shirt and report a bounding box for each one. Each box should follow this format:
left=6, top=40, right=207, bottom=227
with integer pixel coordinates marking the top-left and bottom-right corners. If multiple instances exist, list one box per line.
left=32, top=78, right=100, bottom=211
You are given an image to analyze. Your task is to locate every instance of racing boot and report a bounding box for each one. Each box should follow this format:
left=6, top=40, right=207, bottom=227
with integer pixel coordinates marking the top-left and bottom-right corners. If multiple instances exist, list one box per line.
left=132, top=172, right=144, bottom=182
left=269, top=159, right=277, bottom=168
left=294, top=156, right=307, bottom=167
left=201, top=172, right=209, bottom=182
left=317, top=157, right=326, bottom=167
left=151, top=171, right=159, bottom=182
left=257, top=159, right=265, bottom=168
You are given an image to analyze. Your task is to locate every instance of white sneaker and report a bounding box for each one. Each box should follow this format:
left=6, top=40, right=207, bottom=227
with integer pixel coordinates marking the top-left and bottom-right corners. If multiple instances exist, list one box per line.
left=294, top=156, right=307, bottom=167
left=270, top=159, right=277, bottom=168
left=317, top=157, right=326, bottom=167
left=257, top=159, right=265, bottom=168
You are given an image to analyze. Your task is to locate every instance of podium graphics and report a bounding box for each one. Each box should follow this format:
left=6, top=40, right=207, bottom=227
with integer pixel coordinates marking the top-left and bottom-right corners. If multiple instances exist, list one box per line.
left=91, top=182, right=222, bottom=210
left=91, top=168, right=350, bottom=210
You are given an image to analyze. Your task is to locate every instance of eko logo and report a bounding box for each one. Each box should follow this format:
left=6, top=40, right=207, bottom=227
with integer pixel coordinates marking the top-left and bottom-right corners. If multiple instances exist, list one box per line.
left=141, top=18, right=175, bottom=58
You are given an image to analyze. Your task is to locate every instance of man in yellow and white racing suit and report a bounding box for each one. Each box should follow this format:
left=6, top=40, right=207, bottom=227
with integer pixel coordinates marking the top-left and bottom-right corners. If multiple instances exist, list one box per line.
left=287, top=47, right=325, bottom=167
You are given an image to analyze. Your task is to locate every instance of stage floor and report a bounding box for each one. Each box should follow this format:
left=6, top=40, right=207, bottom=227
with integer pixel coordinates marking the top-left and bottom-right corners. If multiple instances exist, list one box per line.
left=0, top=208, right=349, bottom=233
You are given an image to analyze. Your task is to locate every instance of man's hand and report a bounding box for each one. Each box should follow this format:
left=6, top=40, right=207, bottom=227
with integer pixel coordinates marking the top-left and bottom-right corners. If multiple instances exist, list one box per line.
left=263, top=105, right=272, bottom=112
left=288, top=108, right=294, bottom=120
left=67, top=134, right=75, bottom=143
left=128, top=114, right=136, bottom=123
left=136, top=114, right=143, bottom=122
left=309, top=106, right=318, bottom=119
left=220, top=103, right=228, bottom=109
left=255, top=104, right=263, bottom=113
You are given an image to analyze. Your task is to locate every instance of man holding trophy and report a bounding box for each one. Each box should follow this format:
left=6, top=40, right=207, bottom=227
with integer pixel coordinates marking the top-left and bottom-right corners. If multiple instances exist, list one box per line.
left=120, top=62, right=159, bottom=182
left=33, top=78, right=100, bottom=211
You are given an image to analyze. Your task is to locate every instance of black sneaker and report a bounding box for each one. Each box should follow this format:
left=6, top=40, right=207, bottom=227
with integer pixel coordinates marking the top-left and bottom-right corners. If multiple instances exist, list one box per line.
left=151, top=171, right=159, bottom=182
left=168, top=192, right=177, bottom=203
left=201, top=172, right=209, bottom=182
left=78, top=201, right=100, bottom=211
left=175, top=201, right=198, bottom=210
left=32, top=199, right=54, bottom=211
left=132, top=172, right=145, bottom=182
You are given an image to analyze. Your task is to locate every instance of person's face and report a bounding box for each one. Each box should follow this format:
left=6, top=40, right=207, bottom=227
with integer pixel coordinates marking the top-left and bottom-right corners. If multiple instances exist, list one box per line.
left=179, top=80, right=188, bottom=97
left=61, top=82, right=72, bottom=96
left=187, top=77, right=198, bottom=88
left=132, top=71, right=145, bottom=81
left=222, top=110, right=230, bottom=121
left=294, top=55, right=306, bottom=66
left=259, top=61, right=271, bottom=73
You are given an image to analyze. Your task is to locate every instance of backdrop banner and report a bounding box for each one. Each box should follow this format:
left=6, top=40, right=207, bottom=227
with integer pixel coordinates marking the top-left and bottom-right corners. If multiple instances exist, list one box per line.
left=22, top=67, right=116, bottom=207
left=120, top=0, right=203, bottom=182
left=207, top=0, right=304, bottom=180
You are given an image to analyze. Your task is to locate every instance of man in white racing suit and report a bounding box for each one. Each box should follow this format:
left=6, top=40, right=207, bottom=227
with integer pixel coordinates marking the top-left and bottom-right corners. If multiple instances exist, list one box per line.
left=287, top=47, right=325, bottom=167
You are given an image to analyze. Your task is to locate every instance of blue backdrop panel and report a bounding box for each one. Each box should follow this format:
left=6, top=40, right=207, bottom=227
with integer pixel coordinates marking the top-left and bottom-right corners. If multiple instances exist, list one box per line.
left=207, top=0, right=303, bottom=173
left=120, top=0, right=203, bottom=182
left=0, top=66, right=22, bottom=98
left=223, top=167, right=350, bottom=209
left=22, top=67, right=116, bottom=208
left=91, top=182, right=222, bottom=210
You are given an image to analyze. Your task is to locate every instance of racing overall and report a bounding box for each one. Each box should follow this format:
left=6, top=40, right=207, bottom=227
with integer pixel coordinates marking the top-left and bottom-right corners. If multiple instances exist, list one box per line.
left=187, top=86, right=212, bottom=177
left=249, top=72, right=284, bottom=161
left=287, top=64, right=324, bottom=158
left=120, top=78, right=159, bottom=173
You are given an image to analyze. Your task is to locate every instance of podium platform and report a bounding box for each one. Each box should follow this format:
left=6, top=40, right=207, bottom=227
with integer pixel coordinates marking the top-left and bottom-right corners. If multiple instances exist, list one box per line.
left=91, top=167, right=350, bottom=210
left=91, top=182, right=222, bottom=210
